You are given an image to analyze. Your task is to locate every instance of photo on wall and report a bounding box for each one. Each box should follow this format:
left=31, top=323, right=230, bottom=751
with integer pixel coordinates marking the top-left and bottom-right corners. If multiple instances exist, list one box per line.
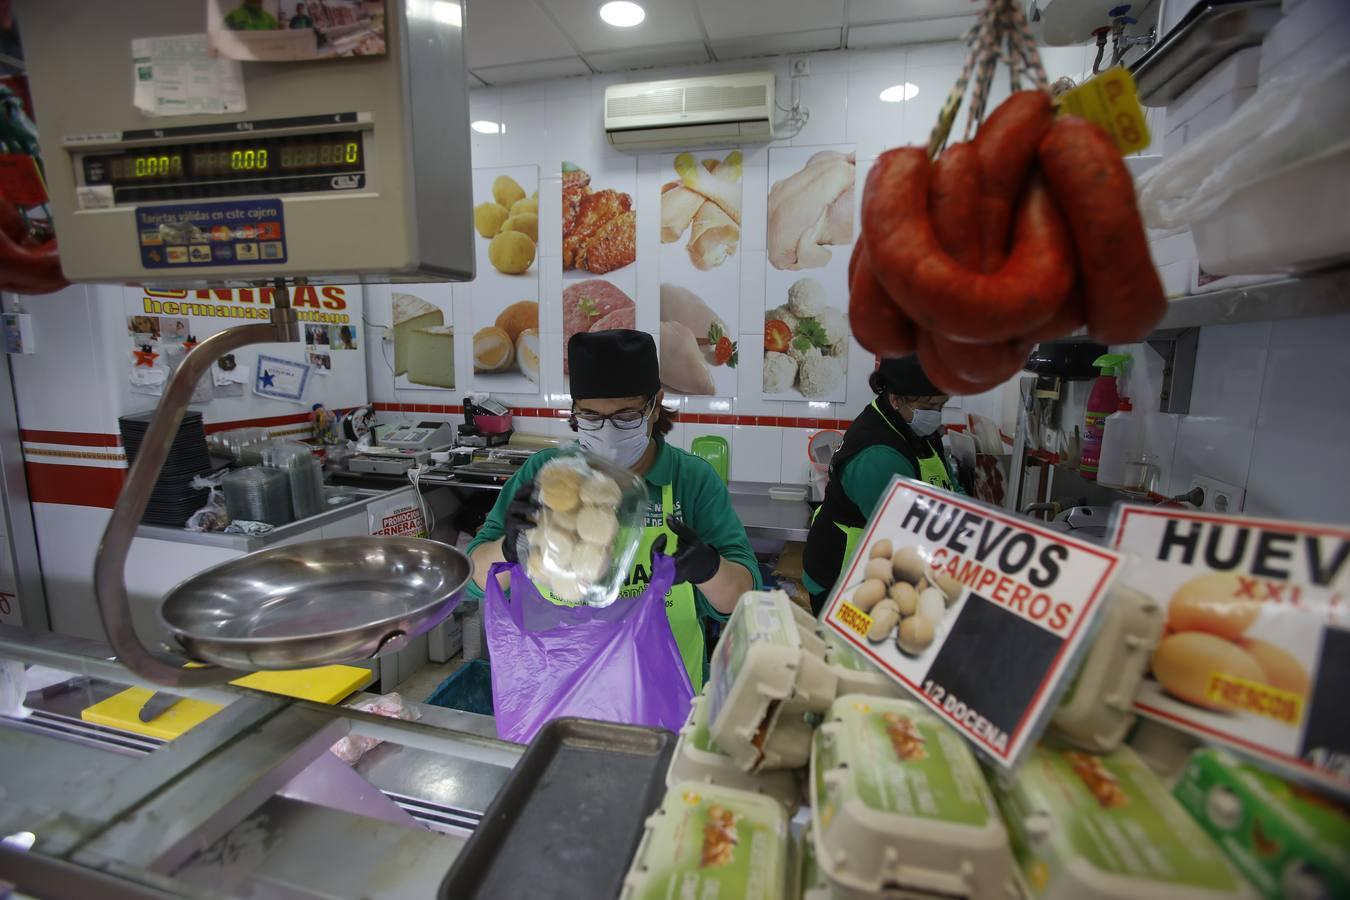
left=762, top=144, right=857, bottom=402
left=471, top=165, right=540, bottom=393
left=561, top=157, right=637, bottom=382
left=657, top=149, right=742, bottom=398
left=207, top=0, right=388, bottom=61
left=391, top=284, right=455, bottom=392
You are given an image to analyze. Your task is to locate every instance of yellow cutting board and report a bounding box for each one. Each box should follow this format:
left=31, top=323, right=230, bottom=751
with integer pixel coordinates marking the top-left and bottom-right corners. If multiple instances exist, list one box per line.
left=80, top=665, right=374, bottom=740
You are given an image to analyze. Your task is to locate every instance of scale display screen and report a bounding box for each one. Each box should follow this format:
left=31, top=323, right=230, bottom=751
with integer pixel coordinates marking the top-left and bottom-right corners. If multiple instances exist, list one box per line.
left=81, top=130, right=365, bottom=203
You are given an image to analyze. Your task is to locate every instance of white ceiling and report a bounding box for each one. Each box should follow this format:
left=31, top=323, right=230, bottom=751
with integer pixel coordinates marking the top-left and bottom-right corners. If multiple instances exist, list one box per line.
left=463, top=0, right=978, bottom=84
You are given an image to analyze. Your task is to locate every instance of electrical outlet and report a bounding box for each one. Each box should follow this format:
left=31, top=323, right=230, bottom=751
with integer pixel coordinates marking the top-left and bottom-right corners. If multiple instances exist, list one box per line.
left=790, top=57, right=810, bottom=76
left=1190, top=476, right=1246, bottom=514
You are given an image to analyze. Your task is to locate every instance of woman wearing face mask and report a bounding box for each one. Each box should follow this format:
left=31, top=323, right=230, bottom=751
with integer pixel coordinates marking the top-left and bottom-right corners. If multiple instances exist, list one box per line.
left=802, top=356, right=963, bottom=614
left=466, top=330, right=760, bottom=690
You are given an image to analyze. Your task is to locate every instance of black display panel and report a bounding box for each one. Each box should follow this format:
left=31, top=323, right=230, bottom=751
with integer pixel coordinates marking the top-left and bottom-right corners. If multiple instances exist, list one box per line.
left=81, top=130, right=366, bottom=203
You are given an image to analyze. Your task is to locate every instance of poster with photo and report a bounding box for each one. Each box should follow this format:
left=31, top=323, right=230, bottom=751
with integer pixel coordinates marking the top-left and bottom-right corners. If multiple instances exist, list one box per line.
left=762, top=145, right=856, bottom=403
left=561, top=157, right=637, bottom=383
left=1113, top=506, right=1350, bottom=795
left=822, top=479, right=1122, bottom=771
left=390, top=283, right=455, bottom=392
left=207, top=0, right=387, bottom=61
left=656, top=149, right=742, bottom=398
left=329, top=324, right=358, bottom=350
left=470, top=165, right=539, bottom=394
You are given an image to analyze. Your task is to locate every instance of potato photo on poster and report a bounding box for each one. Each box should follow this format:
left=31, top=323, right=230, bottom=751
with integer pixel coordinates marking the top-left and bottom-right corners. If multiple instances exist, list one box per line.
left=657, top=149, right=742, bottom=399
left=391, top=286, right=455, bottom=392
left=472, top=165, right=540, bottom=394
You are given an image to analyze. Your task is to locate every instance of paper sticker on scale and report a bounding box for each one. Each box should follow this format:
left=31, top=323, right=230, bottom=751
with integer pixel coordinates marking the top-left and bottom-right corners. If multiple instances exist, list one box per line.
left=821, top=479, right=1122, bottom=770
left=1113, top=506, right=1350, bottom=795
left=135, top=198, right=286, bottom=268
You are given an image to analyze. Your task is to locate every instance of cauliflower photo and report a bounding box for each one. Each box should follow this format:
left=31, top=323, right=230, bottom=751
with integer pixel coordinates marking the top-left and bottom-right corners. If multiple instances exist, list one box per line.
left=763, top=351, right=798, bottom=393
left=787, top=277, right=827, bottom=318
left=798, top=354, right=844, bottom=398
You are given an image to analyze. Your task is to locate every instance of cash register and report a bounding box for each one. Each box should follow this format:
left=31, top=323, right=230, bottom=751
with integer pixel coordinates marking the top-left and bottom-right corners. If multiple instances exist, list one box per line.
left=348, top=420, right=455, bottom=476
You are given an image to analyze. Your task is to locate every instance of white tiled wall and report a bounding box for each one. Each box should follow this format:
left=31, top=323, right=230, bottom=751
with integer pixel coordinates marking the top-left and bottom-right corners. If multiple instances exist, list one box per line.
left=1060, top=313, right=1350, bottom=524
left=369, top=41, right=1103, bottom=484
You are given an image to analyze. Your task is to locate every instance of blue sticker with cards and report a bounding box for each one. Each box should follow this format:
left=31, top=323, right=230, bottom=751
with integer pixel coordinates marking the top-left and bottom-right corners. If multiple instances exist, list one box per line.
left=136, top=198, right=287, bottom=268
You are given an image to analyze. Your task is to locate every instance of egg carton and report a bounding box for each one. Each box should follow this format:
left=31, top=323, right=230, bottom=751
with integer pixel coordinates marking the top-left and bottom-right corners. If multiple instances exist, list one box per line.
left=665, top=692, right=802, bottom=813
left=811, top=695, right=1016, bottom=900
left=819, top=626, right=905, bottom=700
left=1049, top=585, right=1166, bottom=753
left=706, top=590, right=839, bottom=773
left=621, top=780, right=788, bottom=900
left=991, top=744, right=1258, bottom=900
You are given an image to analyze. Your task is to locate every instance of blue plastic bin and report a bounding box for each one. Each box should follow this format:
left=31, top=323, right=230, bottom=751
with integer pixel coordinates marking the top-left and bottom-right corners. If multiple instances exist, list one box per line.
left=426, top=658, right=494, bottom=716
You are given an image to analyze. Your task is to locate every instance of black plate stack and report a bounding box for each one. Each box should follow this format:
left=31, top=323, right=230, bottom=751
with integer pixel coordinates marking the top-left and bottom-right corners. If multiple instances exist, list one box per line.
left=118, top=410, right=214, bottom=527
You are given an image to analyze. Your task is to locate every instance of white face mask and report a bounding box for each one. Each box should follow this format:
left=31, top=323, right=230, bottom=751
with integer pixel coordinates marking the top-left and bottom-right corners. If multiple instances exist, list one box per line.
left=909, top=408, right=943, bottom=436
left=578, top=419, right=651, bottom=469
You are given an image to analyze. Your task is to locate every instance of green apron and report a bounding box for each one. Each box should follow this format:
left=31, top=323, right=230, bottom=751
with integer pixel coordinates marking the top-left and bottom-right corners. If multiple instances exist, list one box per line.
left=821, top=402, right=955, bottom=580
left=537, top=482, right=704, bottom=691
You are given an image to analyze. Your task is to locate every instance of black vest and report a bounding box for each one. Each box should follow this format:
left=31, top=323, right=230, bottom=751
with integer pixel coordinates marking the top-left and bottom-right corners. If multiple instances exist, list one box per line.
left=803, top=401, right=948, bottom=598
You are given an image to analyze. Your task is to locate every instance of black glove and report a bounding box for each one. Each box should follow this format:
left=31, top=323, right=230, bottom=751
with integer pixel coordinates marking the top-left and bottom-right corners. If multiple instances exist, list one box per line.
left=501, top=481, right=538, bottom=564
left=651, top=517, right=720, bottom=586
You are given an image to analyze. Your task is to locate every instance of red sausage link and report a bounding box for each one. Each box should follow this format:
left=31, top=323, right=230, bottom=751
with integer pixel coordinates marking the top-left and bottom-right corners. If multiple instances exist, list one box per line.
left=916, top=329, right=1012, bottom=395
left=863, top=149, right=1074, bottom=343
left=929, top=142, right=983, bottom=271
left=925, top=331, right=1033, bottom=382
left=848, top=242, right=915, bottom=358
left=1024, top=283, right=1085, bottom=343
left=975, top=91, right=1055, bottom=270
left=1038, top=116, right=1165, bottom=344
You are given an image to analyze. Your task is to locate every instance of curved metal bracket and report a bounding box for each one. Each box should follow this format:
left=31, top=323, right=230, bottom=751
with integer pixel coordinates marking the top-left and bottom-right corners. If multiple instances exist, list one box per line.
left=93, top=283, right=301, bottom=687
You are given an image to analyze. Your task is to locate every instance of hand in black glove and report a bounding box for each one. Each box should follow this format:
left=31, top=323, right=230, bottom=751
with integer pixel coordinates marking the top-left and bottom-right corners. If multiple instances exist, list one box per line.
left=500, top=481, right=538, bottom=564
left=651, top=517, right=720, bottom=586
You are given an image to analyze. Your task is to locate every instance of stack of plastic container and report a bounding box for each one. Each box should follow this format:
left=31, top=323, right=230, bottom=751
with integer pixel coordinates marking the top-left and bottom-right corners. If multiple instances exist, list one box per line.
left=221, top=466, right=292, bottom=526
left=261, top=439, right=324, bottom=521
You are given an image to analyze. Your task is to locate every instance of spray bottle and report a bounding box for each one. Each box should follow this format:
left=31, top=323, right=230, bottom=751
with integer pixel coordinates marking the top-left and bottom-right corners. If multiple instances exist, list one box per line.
left=1079, top=353, right=1130, bottom=480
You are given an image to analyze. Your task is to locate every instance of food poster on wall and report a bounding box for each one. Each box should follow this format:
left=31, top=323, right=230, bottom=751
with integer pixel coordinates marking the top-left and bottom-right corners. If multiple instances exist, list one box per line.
left=762, top=145, right=856, bottom=402
left=822, top=479, right=1122, bottom=770
left=561, top=158, right=637, bottom=382
left=471, top=166, right=540, bottom=393
left=657, top=149, right=742, bottom=398
left=207, top=0, right=387, bottom=61
left=389, top=283, right=454, bottom=392
left=1112, top=506, right=1350, bottom=795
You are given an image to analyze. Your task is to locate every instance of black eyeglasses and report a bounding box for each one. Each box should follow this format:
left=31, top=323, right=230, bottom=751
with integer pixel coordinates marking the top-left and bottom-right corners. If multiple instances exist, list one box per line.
left=571, top=399, right=654, bottom=431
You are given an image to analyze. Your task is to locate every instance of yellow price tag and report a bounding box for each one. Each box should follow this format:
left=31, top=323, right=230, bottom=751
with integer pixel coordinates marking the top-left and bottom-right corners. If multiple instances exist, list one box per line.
left=1057, top=67, right=1151, bottom=155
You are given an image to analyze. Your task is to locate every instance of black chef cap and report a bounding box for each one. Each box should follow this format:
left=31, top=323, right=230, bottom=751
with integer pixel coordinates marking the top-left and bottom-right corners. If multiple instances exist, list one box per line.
left=569, top=329, right=660, bottom=401
left=871, top=356, right=941, bottom=397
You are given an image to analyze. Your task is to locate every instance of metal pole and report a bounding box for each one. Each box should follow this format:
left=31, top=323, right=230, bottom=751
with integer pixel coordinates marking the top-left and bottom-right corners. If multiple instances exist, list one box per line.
left=92, top=280, right=300, bottom=687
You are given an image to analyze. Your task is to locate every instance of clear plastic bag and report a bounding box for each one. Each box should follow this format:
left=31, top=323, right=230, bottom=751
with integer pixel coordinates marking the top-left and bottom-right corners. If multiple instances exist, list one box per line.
left=329, top=692, right=421, bottom=765
left=184, top=474, right=229, bottom=532
left=517, top=446, right=648, bottom=608
left=1138, top=53, right=1350, bottom=231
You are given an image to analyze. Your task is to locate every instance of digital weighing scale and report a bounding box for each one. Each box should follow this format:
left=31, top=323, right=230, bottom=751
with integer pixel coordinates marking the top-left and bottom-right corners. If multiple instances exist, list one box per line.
left=17, top=0, right=479, bottom=686
left=19, top=0, right=474, bottom=284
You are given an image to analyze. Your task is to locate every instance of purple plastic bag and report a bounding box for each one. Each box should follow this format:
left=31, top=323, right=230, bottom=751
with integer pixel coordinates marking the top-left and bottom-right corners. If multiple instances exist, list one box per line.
left=483, top=554, right=694, bottom=744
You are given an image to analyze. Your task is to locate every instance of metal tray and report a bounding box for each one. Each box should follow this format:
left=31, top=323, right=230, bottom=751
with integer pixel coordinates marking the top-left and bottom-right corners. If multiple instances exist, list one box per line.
left=1131, top=0, right=1281, bottom=106
left=438, top=718, right=676, bottom=900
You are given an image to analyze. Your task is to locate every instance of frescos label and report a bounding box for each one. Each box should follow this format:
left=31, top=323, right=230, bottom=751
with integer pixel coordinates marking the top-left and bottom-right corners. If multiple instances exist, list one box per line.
left=822, top=478, right=1121, bottom=769
left=1113, top=505, right=1350, bottom=796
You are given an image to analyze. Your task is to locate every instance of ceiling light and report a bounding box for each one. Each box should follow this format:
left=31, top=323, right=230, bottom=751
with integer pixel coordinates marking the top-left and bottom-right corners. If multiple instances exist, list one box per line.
left=599, top=1, right=646, bottom=27
left=471, top=120, right=502, bottom=134
left=879, top=83, right=920, bottom=103
left=431, top=1, right=461, bottom=27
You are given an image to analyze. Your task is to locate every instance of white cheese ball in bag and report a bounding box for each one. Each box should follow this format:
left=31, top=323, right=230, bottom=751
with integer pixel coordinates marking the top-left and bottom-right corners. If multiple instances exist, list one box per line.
left=523, top=447, right=647, bottom=607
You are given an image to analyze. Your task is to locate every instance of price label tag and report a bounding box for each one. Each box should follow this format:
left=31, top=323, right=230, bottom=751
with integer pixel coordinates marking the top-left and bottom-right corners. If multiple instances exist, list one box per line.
left=1058, top=67, right=1151, bottom=155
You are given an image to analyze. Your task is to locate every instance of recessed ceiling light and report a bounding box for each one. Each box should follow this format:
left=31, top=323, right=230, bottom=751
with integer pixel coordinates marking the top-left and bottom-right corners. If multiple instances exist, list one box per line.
left=879, top=83, right=920, bottom=103
left=471, top=120, right=502, bottom=134
left=431, top=1, right=461, bottom=27
left=599, top=1, right=646, bottom=27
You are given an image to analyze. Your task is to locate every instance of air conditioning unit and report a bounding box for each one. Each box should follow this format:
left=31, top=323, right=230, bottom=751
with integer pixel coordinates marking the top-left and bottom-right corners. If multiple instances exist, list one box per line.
left=604, top=72, right=775, bottom=150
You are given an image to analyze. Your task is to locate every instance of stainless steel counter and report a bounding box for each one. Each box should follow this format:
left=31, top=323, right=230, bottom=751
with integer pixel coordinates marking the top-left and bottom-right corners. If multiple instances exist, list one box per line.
left=729, top=484, right=812, bottom=542
left=135, top=485, right=392, bottom=551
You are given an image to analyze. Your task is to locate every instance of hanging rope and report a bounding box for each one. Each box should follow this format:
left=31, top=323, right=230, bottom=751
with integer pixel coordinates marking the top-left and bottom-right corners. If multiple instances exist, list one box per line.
left=927, top=0, right=1050, bottom=158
